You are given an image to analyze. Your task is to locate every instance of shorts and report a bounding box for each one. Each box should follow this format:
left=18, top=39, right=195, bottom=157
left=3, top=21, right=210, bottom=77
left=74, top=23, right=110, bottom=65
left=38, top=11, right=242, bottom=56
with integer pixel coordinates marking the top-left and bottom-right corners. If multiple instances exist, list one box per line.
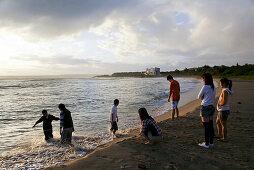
left=110, top=121, right=118, bottom=131
left=217, top=110, right=230, bottom=121
left=61, top=127, right=73, bottom=144
left=171, top=101, right=179, bottom=109
left=200, top=105, right=215, bottom=118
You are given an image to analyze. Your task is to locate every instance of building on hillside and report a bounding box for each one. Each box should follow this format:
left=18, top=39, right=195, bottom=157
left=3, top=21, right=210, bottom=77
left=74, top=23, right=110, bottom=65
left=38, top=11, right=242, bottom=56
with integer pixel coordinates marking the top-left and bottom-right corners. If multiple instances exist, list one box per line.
left=145, top=67, right=160, bottom=76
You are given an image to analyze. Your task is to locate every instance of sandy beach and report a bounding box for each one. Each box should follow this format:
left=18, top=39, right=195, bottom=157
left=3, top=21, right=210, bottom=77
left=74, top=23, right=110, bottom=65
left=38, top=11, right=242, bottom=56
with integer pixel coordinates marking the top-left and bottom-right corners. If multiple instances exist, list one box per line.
left=46, top=80, right=254, bottom=170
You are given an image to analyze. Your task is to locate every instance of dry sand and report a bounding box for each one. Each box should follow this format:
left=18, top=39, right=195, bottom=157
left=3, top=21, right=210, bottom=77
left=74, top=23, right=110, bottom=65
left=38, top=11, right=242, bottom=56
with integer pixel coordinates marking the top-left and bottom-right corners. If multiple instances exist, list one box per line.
left=46, top=80, right=254, bottom=170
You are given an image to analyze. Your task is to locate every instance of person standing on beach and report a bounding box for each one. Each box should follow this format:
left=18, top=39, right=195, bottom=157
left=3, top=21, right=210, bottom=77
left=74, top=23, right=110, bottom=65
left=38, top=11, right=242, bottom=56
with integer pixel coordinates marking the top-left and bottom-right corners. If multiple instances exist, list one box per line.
left=198, top=73, right=216, bottom=149
left=138, top=108, right=162, bottom=144
left=167, top=75, right=180, bottom=119
left=216, top=78, right=233, bottom=142
left=110, top=99, right=119, bottom=138
left=58, top=103, right=74, bottom=144
left=33, top=110, right=59, bottom=141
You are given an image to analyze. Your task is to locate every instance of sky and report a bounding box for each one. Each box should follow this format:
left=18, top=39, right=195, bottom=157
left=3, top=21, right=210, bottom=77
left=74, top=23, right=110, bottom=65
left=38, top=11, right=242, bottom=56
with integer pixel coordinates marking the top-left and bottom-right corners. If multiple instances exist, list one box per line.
left=0, top=0, right=254, bottom=76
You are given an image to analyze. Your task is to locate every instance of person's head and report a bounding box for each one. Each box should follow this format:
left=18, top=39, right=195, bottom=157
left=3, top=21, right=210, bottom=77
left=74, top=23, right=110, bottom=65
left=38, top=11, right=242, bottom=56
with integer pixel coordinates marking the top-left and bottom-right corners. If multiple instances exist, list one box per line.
left=58, top=103, right=66, bottom=111
left=138, top=108, right=152, bottom=121
left=114, top=99, right=119, bottom=106
left=201, top=73, right=214, bottom=90
left=220, top=78, right=232, bottom=90
left=42, top=109, right=48, bottom=116
left=167, top=75, right=174, bottom=82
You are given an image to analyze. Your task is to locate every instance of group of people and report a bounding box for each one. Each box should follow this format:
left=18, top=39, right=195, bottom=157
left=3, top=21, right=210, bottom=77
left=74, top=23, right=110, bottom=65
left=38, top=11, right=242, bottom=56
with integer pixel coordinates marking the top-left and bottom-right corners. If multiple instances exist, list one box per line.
left=198, top=73, right=233, bottom=148
left=33, top=103, right=74, bottom=145
left=134, top=73, right=233, bottom=146
left=33, top=73, right=233, bottom=148
left=109, top=99, right=162, bottom=144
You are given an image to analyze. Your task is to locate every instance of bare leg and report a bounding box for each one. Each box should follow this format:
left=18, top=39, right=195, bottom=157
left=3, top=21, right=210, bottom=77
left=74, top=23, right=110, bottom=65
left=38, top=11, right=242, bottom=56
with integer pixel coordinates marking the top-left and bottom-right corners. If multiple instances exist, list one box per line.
left=221, top=120, right=227, bottom=139
left=176, top=107, right=179, bottom=118
left=171, top=109, right=175, bottom=120
left=216, top=118, right=222, bottom=138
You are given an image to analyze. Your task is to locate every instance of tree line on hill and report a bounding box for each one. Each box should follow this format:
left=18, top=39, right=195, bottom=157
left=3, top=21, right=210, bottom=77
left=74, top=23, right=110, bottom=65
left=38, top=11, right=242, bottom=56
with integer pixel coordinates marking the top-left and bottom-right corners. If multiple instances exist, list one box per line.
left=98, top=64, right=254, bottom=78
left=161, top=63, right=254, bottom=77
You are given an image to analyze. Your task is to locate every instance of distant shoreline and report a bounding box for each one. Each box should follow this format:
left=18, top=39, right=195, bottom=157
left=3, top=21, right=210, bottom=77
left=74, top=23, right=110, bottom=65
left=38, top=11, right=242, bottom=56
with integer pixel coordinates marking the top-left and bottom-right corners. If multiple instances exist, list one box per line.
left=0, top=74, right=97, bottom=79
left=95, top=74, right=200, bottom=79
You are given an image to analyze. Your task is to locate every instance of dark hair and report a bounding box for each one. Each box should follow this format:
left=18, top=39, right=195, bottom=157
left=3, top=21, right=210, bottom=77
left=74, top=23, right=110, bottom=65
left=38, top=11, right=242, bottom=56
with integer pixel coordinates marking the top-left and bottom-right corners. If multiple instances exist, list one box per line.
left=167, top=75, right=173, bottom=80
left=42, top=110, right=47, bottom=114
left=58, top=103, right=66, bottom=110
left=202, top=73, right=214, bottom=90
left=138, top=108, right=153, bottom=121
left=220, top=78, right=232, bottom=90
left=114, top=99, right=119, bottom=105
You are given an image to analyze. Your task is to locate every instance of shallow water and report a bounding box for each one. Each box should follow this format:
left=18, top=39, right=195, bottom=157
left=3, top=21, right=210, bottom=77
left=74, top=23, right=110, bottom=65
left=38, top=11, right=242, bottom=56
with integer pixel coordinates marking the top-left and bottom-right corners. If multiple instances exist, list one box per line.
left=0, top=77, right=202, bottom=169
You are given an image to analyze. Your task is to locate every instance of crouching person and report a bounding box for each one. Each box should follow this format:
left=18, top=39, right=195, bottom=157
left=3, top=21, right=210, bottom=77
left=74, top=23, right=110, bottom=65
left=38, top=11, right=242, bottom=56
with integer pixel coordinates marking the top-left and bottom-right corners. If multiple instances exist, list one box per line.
left=138, top=108, right=162, bottom=144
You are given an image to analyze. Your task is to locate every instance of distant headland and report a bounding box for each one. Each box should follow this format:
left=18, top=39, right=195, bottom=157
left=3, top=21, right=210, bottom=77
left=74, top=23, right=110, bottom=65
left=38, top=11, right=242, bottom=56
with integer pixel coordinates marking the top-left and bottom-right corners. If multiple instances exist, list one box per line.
left=96, top=64, right=254, bottom=79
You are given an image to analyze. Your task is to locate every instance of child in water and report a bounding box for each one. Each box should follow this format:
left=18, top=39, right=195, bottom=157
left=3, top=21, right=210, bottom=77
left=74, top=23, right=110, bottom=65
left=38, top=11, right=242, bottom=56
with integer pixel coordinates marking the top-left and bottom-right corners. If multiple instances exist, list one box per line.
left=110, top=99, right=119, bottom=138
left=33, top=110, right=59, bottom=140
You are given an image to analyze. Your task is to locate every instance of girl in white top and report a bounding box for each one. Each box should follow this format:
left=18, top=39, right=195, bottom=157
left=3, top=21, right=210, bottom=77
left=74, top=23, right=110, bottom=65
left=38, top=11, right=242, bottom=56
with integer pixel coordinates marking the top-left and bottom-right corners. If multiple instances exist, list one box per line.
left=216, top=78, right=233, bottom=141
left=197, top=73, right=216, bottom=149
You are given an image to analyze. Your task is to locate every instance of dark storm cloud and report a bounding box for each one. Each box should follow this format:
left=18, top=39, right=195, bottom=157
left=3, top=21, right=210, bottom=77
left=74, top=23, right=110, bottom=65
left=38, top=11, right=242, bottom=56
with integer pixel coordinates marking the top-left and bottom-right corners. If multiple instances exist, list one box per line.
left=0, top=0, right=137, bottom=38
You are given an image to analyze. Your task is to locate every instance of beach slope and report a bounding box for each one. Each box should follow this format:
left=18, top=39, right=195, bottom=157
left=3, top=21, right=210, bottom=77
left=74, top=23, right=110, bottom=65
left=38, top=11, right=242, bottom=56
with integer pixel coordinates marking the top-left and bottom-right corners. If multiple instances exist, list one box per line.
left=46, top=80, right=254, bottom=169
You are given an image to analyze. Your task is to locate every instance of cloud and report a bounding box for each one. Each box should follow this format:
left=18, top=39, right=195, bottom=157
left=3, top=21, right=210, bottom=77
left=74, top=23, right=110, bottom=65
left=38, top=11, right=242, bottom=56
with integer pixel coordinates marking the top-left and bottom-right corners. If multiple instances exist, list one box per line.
left=9, top=55, right=146, bottom=75
left=0, top=0, right=254, bottom=75
left=11, top=55, right=99, bottom=66
left=0, top=0, right=136, bottom=39
left=92, top=0, right=254, bottom=65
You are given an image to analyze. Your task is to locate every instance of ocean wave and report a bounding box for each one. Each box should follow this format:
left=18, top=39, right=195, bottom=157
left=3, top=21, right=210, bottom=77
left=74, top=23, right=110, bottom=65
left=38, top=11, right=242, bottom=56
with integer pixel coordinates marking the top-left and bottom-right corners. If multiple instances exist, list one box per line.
left=0, top=85, right=22, bottom=89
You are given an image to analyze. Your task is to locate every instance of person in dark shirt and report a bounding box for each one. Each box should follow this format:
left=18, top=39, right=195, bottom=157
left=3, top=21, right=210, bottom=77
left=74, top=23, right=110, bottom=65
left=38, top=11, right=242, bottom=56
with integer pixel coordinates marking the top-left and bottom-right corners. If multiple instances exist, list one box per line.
left=58, top=103, right=74, bottom=144
left=33, top=110, right=60, bottom=140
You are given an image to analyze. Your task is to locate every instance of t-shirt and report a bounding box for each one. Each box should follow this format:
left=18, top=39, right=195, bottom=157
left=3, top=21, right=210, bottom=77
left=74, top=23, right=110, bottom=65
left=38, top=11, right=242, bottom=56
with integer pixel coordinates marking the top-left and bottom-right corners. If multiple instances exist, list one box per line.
left=110, top=105, right=118, bottom=122
left=170, top=80, right=180, bottom=101
left=198, top=85, right=216, bottom=106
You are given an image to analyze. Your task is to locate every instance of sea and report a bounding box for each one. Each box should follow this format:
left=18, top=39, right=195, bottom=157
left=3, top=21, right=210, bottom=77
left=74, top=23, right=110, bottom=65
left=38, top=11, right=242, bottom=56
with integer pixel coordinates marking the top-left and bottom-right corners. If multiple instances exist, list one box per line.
left=0, top=77, right=203, bottom=169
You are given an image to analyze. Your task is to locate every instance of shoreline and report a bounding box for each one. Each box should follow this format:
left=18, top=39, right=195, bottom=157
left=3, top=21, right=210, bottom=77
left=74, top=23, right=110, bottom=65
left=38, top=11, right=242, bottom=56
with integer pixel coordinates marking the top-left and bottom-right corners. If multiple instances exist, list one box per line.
left=0, top=77, right=201, bottom=168
left=45, top=80, right=222, bottom=169
left=46, top=79, right=254, bottom=170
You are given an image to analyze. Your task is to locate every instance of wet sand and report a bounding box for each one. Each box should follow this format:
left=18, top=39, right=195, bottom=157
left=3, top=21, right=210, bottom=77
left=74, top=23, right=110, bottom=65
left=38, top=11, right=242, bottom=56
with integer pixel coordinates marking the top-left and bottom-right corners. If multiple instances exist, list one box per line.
left=46, top=80, right=254, bottom=170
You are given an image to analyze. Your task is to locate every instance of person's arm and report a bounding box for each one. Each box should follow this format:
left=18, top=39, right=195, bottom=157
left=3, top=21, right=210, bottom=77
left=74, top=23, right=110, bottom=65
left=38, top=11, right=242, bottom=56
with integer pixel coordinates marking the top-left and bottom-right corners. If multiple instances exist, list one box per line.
left=116, top=111, right=118, bottom=122
left=33, top=117, right=43, bottom=128
left=218, top=91, right=228, bottom=106
left=198, top=86, right=205, bottom=100
left=60, top=111, right=64, bottom=135
left=168, top=90, right=172, bottom=102
left=111, top=112, right=114, bottom=123
left=140, top=120, right=148, bottom=135
left=52, top=115, right=60, bottom=121
left=111, top=107, right=115, bottom=123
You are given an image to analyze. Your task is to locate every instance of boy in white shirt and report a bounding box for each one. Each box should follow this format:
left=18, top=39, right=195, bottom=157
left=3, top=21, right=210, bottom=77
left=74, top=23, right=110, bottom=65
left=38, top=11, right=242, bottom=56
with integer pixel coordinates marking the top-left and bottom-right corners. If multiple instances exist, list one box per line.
left=110, top=99, right=119, bottom=138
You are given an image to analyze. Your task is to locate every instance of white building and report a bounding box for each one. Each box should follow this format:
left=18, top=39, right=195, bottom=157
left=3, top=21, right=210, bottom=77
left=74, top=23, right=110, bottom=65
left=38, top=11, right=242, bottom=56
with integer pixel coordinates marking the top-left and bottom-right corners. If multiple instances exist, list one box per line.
left=146, top=67, right=160, bottom=76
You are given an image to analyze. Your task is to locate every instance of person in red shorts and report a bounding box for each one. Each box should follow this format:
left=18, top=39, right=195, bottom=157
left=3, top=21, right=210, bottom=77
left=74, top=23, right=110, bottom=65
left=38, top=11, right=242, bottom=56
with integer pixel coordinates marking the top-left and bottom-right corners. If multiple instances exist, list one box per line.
left=167, top=75, right=180, bottom=120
